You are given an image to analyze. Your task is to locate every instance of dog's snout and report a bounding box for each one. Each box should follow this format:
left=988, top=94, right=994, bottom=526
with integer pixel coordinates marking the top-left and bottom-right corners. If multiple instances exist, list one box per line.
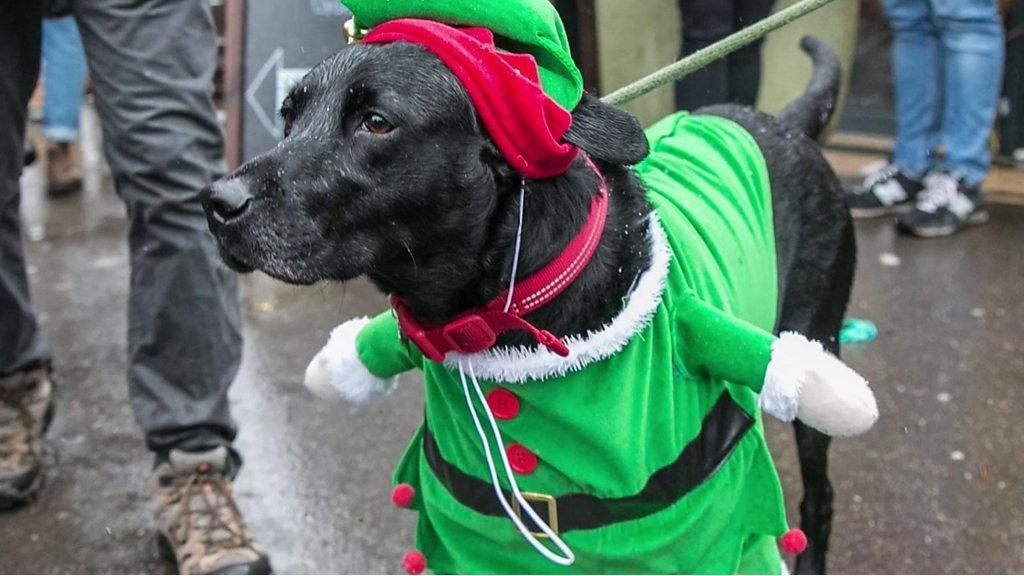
left=204, top=178, right=253, bottom=223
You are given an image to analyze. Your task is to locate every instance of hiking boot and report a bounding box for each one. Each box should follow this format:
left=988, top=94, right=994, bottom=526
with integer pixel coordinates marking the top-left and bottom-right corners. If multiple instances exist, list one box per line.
left=897, top=172, right=989, bottom=238
left=45, top=141, right=82, bottom=197
left=0, top=368, right=54, bottom=510
left=152, top=447, right=272, bottom=575
left=847, top=164, right=924, bottom=218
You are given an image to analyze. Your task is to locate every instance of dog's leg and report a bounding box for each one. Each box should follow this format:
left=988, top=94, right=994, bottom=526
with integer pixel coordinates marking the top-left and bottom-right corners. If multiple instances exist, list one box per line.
left=792, top=418, right=834, bottom=575
left=785, top=297, right=848, bottom=573
left=779, top=314, right=843, bottom=575
left=779, top=223, right=854, bottom=575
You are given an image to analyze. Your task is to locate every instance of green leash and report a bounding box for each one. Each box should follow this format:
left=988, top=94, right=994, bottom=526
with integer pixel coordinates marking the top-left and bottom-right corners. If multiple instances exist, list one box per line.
left=602, top=0, right=840, bottom=106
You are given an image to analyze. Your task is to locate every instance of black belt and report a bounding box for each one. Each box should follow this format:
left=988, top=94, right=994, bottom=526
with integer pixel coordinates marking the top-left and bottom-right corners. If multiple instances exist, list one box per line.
left=422, top=392, right=753, bottom=535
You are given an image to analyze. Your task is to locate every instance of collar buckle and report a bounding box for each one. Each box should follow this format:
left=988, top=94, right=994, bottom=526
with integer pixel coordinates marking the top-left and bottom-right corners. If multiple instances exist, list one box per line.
left=441, top=315, right=498, bottom=355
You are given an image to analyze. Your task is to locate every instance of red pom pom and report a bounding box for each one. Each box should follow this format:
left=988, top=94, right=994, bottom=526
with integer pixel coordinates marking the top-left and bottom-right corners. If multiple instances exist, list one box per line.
left=391, top=483, right=415, bottom=508
left=781, top=528, right=808, bottom=555
left=402, top=550, right=427, bottom=575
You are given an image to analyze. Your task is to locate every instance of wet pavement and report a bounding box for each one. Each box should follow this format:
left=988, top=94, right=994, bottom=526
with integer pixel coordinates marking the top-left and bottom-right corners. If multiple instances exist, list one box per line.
left=2, top=108, right=1023, bottom=574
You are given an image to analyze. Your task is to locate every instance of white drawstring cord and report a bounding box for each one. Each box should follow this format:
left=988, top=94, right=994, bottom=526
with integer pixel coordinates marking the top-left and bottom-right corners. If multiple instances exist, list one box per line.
left=453, top=177, right=574, bottom=565
left=457, top=358, right=575, bottom=566
left=503, top=178, right=527, bottom=313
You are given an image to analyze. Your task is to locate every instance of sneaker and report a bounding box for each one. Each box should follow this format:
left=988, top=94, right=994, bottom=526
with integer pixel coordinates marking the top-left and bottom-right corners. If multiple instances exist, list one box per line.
left=0, top=368, right=54, bottom=510
left=896, top=173, right=989, bottom=238
left=847, top=164, right=924, bottom=218
left=45, top=141, right=82, bottom=197
left=152, top=447, right=272, bottom=575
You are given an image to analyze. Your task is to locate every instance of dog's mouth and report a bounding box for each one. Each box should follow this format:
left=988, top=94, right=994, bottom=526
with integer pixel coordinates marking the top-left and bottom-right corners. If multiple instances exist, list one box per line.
left=216, top=243, right=256, bottom=274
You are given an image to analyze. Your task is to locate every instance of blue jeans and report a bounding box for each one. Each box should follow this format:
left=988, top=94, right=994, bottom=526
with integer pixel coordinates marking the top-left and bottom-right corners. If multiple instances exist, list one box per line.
left=41, top=15, right=87, bottom=143
left=882, top=0, right=1004, bottom=186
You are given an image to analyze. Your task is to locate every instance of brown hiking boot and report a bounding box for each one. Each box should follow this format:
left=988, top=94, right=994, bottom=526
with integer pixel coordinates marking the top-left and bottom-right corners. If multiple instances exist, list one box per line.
left=152, top=447, right=272, bottom=575
left=0, top=368, right=54, bottom=510
left=45, top=140, right=82, bottom=197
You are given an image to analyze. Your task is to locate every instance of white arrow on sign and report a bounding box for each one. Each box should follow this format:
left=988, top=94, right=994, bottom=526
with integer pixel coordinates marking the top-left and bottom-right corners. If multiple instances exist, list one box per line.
left=245, top=48, right=311, bottom=140
left=246, top=48, right=286, bottom=139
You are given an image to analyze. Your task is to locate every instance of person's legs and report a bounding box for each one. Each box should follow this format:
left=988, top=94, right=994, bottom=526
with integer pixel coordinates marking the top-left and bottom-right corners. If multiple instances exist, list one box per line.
left=883, top=0, right=943, bottom=178
left=676, top=0, right=736, bottom=110
left=0, top=0, right=51, bottom=379
left=0, top=0, right=57, bottom=511
left=41, top=16, right=87, bottom=144
left=933, top=0, right=1004, bottom=187
left=847, top=0, right=939, bottom=218
left=73, top=0, right=242, bottom=467
left=74, top=0, right=267, bottom=569
left=41, top=16, right=87, bottom=196
left=727, top=0, right=775, bottom=106
left=895, top=0, right=1001, bottom=237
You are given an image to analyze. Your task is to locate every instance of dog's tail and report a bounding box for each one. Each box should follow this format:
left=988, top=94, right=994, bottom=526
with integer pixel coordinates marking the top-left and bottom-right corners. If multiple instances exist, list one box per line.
left=776, top=36, right=842, bottom=141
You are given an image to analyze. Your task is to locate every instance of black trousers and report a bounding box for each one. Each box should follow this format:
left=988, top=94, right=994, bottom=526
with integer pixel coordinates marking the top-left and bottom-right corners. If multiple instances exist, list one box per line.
left=675, top=0, right=776, bottom=110
left=0, top=2, right=45, bottom=378
left=1, top=0, right=243, bottom=469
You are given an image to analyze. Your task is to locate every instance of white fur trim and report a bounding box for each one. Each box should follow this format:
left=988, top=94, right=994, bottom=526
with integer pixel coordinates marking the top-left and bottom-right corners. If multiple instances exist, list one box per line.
left=443, top=214, right=672, bottom=383
left=304, top=317, right=399, bottom=404
left=762, top=332, right=879, bottom=436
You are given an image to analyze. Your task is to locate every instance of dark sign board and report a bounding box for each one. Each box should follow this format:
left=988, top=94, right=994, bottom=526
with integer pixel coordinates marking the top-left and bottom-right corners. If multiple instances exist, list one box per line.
left=241, top=0, right=350, bottom=162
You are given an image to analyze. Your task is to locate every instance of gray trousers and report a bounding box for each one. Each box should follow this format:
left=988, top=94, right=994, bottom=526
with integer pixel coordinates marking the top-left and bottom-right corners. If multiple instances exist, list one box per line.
left=1, top=0, right=243, bottom=464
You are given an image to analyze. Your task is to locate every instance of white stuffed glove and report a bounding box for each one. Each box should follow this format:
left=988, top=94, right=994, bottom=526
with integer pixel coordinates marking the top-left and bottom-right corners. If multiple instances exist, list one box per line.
left=304, top=317, right=399, bottom=404
left=759, top=332, right=878, bottom=437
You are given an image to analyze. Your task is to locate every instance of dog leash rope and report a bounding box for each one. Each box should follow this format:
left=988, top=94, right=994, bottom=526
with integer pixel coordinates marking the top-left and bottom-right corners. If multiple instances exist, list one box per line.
left=602, top=0, right=840, bottom=106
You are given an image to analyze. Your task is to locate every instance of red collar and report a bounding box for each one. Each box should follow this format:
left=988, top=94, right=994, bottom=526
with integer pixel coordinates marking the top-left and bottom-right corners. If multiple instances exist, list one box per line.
left=392, top=158, right=608, bottom=362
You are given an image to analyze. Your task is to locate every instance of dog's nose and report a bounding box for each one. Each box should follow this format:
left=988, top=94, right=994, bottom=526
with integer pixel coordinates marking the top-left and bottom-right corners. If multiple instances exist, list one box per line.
left=203, top=178, right=253, bottom=223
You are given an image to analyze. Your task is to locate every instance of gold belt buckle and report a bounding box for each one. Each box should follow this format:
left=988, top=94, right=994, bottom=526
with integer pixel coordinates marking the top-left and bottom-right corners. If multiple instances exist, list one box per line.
left=511, top=492, right=559, bottom=538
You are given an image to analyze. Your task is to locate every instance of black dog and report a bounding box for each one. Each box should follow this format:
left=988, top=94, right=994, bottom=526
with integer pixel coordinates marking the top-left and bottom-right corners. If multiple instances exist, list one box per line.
left=204, top=36, right=853, bottom=574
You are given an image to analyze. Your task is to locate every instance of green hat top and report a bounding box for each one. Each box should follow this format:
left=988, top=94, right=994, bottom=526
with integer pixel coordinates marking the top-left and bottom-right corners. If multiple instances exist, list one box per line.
left=344, top=0, right=584, bottom=111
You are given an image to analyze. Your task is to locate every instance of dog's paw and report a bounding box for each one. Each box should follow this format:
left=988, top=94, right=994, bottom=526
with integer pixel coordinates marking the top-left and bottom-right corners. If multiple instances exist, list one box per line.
left=303, top=317, right=399, bottom=404
left=761, top=332, right=878, bottom=436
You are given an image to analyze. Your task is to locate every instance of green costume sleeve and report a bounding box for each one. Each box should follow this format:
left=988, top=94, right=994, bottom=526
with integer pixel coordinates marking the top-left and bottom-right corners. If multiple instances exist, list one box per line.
left=355, top=311, right=422, bottom=379
left=673, top=292, right=775, bottom=393
left=673, top=291, right=880, bottom=436
left=303, top=312, right=421, bottom=404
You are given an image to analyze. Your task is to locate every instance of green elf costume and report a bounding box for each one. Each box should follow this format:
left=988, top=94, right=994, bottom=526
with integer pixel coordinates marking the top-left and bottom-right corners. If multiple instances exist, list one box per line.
left=304, top=1, right=879, bottom=573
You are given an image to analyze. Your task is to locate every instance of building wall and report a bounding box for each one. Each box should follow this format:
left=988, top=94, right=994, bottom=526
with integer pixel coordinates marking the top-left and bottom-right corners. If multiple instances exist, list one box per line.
left=595, top=0, right=681, bottom=128
left=595, top=0, right=859, bottom=134
left=758, top=0, right=860, bottom=138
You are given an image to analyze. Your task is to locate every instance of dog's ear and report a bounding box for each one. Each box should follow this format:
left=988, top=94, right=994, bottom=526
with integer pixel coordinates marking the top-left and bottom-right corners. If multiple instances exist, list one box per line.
left=564, top=92, right=649, bottom=165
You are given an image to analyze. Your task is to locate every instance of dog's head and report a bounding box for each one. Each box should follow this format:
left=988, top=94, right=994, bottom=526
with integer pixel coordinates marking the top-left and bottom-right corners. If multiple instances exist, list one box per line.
left=203, top=41, right=648, bottom=294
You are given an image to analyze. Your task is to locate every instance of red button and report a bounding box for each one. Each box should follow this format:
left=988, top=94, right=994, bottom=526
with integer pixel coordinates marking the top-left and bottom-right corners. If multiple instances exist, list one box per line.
left=506, top=443, right=538, bottom=474
left=486, top=388, right=520, bottom=420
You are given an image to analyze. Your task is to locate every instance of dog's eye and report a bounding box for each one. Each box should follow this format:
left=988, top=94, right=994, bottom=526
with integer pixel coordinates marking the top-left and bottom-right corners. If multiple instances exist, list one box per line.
left=361, top=113, right=394, bottom=135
